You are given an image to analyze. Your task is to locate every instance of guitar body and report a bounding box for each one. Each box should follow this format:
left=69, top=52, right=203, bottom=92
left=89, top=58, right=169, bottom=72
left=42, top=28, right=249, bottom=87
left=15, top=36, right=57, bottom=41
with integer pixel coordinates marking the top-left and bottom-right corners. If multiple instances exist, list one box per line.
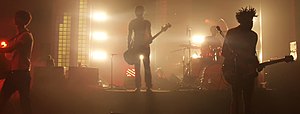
left=222, top=63, right=235, bottom=85
left=222, top=62, right=258, bottom=85
left=123, top=48, right=140, bottom=65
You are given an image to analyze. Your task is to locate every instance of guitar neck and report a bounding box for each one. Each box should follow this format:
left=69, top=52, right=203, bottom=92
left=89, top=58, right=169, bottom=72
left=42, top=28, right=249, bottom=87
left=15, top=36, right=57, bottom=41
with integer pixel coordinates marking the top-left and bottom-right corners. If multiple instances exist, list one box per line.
left=260, top=58, right=286, bottom=68
left=152, top=30, right=163, bottom=41
left=143, top=31, right=163, bottom=45
left=143, top=23, right=171, bottom=45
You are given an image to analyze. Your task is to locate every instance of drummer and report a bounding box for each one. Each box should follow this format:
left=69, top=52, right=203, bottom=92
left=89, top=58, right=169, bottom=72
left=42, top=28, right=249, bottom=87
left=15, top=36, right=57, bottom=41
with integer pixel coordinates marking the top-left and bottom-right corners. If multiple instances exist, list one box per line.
left=206, top=26, right=223, bottom=49
left=201, top=26, right=224, bottom=60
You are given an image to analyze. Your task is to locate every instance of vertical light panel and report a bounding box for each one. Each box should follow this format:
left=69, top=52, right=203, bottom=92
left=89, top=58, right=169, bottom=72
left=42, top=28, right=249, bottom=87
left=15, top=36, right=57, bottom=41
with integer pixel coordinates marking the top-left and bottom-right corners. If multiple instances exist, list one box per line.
left=57, top=13, right=71, bottom=67
left=290, top=41, right=297, bottom=60
left=259, top=0, right=263, bottom=63
left=77, top=0, right=90, bottom=65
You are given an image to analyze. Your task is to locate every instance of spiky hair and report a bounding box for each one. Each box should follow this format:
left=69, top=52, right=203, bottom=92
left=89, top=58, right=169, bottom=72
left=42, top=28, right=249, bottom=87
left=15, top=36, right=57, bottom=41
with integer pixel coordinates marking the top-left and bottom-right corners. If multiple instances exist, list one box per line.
left=236, top=6, right=257, bottom=23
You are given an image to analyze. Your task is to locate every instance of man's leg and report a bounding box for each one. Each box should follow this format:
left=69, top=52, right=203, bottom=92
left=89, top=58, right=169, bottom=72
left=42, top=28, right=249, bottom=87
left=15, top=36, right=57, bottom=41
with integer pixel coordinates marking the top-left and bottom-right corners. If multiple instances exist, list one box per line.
left=134, top=63, right=141, bottom=91
left=243, top=78, right=255, bottom=114
left=14, top=71, right=32, bottom=114
left=143, top=54, right=152, bottom=90
left=230, top=84, right=243, bottom=114
left=0, top=76, right=17, bottom=113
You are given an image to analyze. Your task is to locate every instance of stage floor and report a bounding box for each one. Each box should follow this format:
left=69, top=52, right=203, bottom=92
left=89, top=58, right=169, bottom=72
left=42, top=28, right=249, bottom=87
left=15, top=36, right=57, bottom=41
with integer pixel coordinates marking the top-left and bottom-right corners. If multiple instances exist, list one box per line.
left=3, top=86, right=300, bottom=114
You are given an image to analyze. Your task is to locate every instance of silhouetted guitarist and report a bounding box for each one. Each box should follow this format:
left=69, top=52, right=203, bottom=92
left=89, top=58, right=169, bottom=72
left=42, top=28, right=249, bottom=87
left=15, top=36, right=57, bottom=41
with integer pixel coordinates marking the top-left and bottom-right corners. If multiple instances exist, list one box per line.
left=222, top=7, right=259, bottom=114
left=127, top=6, right=153, bottom=93
left=0, top=10, right=33, bottom=114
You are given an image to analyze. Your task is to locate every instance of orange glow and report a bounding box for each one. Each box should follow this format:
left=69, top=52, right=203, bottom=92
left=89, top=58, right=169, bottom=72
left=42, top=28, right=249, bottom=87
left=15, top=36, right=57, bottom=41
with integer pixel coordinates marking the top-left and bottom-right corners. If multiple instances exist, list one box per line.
left=1, top=41, right=7, bottom=48
left=204, top=19, right=210, bottom=23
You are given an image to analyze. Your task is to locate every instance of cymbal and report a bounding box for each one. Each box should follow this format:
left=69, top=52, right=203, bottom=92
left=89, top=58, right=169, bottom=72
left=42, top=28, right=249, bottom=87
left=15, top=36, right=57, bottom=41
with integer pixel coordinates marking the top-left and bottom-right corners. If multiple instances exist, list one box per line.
left=179, top=44, right=201, bottom=49
left=171, top=48, right=186, bottom=53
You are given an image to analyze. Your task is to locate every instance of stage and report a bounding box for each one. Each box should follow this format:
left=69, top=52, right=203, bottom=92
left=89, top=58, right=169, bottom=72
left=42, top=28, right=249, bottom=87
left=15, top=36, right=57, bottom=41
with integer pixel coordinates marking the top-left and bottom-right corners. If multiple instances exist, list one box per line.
left=28, top=87, right=298, bottom=114
left=0, top=82, right=297, bottom=114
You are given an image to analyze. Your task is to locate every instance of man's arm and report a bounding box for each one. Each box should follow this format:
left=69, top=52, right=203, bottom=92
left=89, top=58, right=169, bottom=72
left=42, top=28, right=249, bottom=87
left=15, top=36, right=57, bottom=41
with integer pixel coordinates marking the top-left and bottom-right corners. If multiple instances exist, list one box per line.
left=0, top=33, right=31, bottom=53
left=147, top=21, right=152, bottom=38
left=253, top=32, right=259, bottom=56
left=145, top=20, right=153, bottom=44
left=253, top=32, right=259, bottom=63
left=127, top=22, right=133, bottom=49
left=222, top=30, right=235, bottom=59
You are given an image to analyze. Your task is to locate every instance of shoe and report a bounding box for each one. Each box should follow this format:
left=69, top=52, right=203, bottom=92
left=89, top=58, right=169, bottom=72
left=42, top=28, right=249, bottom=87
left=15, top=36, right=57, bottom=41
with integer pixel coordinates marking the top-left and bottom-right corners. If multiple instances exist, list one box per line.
left=134, top=88, right=141, bottom=92
left=146, top=88, right=153, bottom=93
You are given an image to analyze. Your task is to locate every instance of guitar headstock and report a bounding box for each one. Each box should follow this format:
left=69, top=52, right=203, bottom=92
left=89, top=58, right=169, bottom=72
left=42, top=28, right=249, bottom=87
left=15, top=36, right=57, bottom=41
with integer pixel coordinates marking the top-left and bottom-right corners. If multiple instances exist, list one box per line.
left=161, top=23, right=172, bottom=32
left=284, top=55, right=294, bottom=63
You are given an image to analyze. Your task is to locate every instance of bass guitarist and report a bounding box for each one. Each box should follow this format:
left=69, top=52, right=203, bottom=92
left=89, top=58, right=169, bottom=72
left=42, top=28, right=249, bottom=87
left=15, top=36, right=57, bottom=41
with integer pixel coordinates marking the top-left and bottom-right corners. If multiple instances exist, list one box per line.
left=127, top=5, right=153, bottom=93
left=222, top=6, right=259, bottom=114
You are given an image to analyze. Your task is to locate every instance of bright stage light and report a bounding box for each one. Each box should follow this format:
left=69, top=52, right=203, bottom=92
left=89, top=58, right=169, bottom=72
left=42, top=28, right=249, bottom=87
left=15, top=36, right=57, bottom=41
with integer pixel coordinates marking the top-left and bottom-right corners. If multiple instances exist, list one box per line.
left=91, top=50, right=107, bottom=61
left=92, top=32, right=108, bottom=41
left=91, top=12, right=108, bottom=21
left=1, top=41, right=7, bottom=48
left=191, top=53, right=200, bottom=59
left=139, top=55, right=144, bottom=60
left=192, top=35, right=205, bottom=44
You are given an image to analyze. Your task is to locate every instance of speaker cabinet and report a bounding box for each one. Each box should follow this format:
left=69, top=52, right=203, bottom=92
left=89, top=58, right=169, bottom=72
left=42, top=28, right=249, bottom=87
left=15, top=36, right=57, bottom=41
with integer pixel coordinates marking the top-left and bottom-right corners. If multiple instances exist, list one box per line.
left=68, top=67, right=99, bottom=87
left=32, top=67, right=66, bottom=90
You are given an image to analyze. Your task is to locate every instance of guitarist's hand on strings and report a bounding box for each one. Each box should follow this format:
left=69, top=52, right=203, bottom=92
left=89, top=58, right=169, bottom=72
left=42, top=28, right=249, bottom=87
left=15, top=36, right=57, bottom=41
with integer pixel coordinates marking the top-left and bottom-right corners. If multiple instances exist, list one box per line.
left=257, top=65, right=264, bottom=72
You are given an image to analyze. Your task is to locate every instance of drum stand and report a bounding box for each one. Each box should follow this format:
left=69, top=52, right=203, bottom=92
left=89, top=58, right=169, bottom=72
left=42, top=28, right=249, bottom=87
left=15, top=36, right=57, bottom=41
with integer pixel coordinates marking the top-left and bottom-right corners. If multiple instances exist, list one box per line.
left=178, top=26, right=204, bottom=90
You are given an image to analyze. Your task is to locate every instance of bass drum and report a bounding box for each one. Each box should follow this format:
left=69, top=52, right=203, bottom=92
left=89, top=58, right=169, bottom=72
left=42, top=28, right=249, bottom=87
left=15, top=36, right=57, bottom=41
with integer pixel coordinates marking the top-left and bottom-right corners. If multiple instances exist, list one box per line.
left=191, top=58, right=212, bottom=77
left=202, top=63, right=229, bottom=90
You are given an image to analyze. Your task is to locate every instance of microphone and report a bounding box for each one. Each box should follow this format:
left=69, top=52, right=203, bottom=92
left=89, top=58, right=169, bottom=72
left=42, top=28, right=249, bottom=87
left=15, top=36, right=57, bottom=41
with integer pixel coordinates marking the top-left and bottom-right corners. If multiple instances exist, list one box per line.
left=216, top=26, right=225, bottom=38
left=216, top=26, right=222, bottom=32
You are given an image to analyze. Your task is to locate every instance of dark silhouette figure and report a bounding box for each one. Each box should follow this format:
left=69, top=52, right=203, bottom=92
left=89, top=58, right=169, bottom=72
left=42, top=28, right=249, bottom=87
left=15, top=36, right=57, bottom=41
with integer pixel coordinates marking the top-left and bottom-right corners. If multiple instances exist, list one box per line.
left=127, top=6, right=153, bottom=92
left=222, top=7, right=259, bottom=114
left=0, top=10, right=34, bottom=114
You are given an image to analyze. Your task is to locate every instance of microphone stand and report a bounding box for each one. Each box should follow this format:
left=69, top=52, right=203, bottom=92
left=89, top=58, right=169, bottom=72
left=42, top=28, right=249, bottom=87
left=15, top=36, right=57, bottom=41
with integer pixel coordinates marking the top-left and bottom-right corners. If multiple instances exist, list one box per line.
left=110, top=54, right=117, bottom=89
left=187, top=26, right=192, bottom=78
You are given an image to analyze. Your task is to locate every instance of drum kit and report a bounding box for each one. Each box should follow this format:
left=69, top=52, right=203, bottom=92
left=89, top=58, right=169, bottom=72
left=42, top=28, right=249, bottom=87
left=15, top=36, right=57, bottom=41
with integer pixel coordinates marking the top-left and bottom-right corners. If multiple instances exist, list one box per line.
left=175, top=37, right=229, bottom=90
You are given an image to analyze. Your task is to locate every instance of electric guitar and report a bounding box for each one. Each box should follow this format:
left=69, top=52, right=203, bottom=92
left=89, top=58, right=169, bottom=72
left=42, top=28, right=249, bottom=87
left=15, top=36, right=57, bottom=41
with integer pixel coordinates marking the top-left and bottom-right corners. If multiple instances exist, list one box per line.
left=123, top=23, right=171, bottom=65
left=223, top=55, right=294, bottom=84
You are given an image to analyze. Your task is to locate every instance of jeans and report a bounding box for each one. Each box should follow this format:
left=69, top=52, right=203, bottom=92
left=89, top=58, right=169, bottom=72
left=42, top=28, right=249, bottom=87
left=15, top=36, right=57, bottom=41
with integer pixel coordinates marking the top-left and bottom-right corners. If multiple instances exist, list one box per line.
left=0, top=70, right=32, bottom=114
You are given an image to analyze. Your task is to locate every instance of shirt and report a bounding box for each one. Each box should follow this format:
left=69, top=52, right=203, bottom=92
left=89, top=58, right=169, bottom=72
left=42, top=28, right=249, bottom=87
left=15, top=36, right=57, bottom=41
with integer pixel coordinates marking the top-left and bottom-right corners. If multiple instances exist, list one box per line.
left=222, top=26, right=259, bottom=74
left=0, top=31, right=34, bottom=71
left=128, top=18, right=151, bottom=48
